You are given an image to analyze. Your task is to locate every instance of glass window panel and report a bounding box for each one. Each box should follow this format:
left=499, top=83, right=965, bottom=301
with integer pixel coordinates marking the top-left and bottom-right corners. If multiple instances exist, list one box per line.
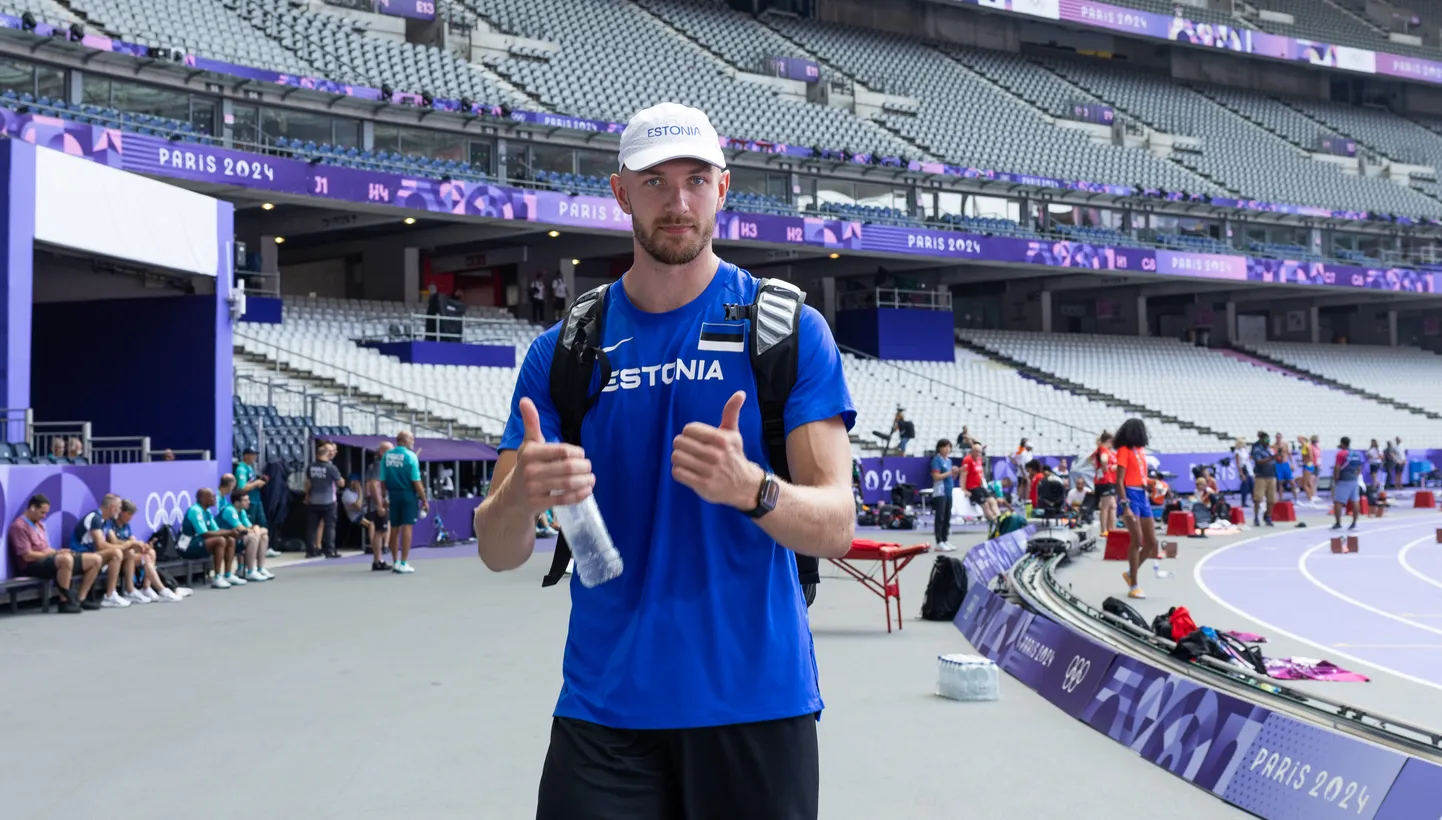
left=332, top=117, right=361, bottom=148
left=815, top=177, right=854, bottom=207
left=35, top=64, right=65, bottom=101
left=469, top=140, right=493, bottom=173
left=729, top=166, right=770, bottom=195
left=262, top=108, right=335, bottom=145
left=232, top=104, right=260, bottom=146
left=524, top=142, right=572, bottom=174
left=81, top=74, right=110, bottom=107
left=111, top=79, right=189, bottom=121
left=398, top=125, right=466, bottom=160
left=373, top=123, right=401, bottom=153
left=576, top=149, right=612, bottom=179
left=190, top=98, right=216, bottom=136
left=0, top=57, right=32, bottom=96
left=855, top=181, right=905, bottom=211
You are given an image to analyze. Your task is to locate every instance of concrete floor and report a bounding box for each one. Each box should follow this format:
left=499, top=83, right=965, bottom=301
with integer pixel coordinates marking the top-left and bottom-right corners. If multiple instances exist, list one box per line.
left=0, top=532, right=1245, bottom=819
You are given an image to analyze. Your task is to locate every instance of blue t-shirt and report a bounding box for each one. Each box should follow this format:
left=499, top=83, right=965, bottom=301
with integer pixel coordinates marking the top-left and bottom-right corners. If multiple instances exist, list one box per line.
left=382, top=446, right=421, bottom=493
left=1251, top=441, right=1276, bottom=478
left=499, top=261, right=856, bottom=730
left=69, top=509, right=112, bottom=552
left=113, top=522, right=132, bottom=541
left=930, top=454, right=955, bottom=495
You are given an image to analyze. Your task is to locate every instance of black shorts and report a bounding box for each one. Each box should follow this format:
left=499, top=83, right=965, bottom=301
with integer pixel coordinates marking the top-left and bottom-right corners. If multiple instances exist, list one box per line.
left=967, top=486, right=987, bottom=505
left=1094, top=482, right=1118, bottom=498
left=18, top=554, right=62, bottom=580
left=366, top=510, right=389, bottom=529
left=536, top=713, right=819, bottom=820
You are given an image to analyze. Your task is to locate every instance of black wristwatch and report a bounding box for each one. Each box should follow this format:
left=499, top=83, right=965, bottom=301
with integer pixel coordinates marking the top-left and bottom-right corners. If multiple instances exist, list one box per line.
left=745, top=472, right=779, bottom=519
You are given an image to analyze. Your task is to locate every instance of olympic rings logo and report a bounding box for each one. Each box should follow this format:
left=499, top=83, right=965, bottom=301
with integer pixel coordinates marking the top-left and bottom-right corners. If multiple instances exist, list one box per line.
left=1060, top=656, right=1092, bottom=694
left=145, top=491, right=192, bottom=531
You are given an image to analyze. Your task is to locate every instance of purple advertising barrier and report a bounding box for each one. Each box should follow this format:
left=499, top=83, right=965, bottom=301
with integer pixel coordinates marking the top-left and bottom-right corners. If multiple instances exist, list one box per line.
left=1219, top=713, right=1406, bottom=819
left=1373, top=758, right=1442, bottom=819
left=121, top=135, right=310, bottom=195
left=952, top=585, right=999, bottom=643
left=411, top=496, right=479, bottom=547
left=1081, top=655, right=1276, bottom=792
left=108, top=461, right=222, bottom=541
left=856, top=456, right=931, bottom=505
left=377, top=0, right=436, bottom=21
left=971, top=599, right=1034, bottom=661
left=1000, top=615, right=1118, bottom=718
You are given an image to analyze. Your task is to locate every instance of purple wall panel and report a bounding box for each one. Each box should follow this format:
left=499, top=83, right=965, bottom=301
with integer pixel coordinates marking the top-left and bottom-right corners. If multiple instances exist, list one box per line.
left=363, top=340, right=515, bottom=368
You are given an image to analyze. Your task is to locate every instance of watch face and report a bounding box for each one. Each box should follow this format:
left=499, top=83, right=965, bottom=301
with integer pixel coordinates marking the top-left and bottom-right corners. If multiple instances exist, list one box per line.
left=760, top=474, right=780, bottom=511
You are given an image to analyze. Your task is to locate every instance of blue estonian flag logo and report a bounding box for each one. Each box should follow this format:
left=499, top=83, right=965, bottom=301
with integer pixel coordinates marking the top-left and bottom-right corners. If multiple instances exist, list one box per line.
left=698, top=322, right=746, bottom=353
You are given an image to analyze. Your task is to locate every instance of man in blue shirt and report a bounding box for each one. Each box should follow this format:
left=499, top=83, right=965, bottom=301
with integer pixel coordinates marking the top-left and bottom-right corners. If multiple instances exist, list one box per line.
left=381, top=430, right=429, bottom=574
left=70, top=494, right=131, bottom=609
left=179, top=488, right=243, bottom=589
left=929, top=439, right=959, bottom=551
left=109, top=498, right=185, bottom=603
left=476, top=102, right=856, bottom=820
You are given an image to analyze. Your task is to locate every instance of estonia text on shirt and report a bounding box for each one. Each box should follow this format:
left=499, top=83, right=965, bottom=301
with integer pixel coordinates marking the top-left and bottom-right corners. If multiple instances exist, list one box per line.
left=498, top=260, right=856, bottom=730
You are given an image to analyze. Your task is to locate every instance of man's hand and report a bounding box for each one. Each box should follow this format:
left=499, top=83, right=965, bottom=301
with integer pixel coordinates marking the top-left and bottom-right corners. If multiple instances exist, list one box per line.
left=510, top=397, right=593, bottom=514
left=672, top=391, right=764, bottom=510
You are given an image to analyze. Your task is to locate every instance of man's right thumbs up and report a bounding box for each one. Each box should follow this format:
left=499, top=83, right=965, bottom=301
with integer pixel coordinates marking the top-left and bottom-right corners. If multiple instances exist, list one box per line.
left=512, top=396, right=594, bottom=514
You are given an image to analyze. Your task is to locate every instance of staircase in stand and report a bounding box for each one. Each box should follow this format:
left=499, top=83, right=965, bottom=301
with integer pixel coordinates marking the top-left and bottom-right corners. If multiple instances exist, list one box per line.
left=1232, top=345, right=1442, bottom=421
left=234, top=348, right=493, bottom=441
left=955, top=337, right=1235, bottom=444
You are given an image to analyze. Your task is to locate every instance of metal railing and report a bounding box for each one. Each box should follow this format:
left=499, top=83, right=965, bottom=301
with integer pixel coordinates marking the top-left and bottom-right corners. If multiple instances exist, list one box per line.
left=32, top=420, right=91, bottom=463
left=234, top=331, right=506, bottom=436
left=839, top=287, right=953, bottom=311
left=237, top=270, right=281, bottom=298
left=376, top=312, right=527, bottom=345
left=838, top=343, right=1098, bottom=455
left=148, top=449, right=212, bottom=461
left=235, top=372, right=454, bottom=450
left=89, top=436, right=151, bottom=464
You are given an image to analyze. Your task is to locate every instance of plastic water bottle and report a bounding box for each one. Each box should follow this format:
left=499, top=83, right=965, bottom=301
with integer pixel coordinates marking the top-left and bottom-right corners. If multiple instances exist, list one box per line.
left=551, top=495, right=623, bottom=588
left=936, top=654, right=1000, bottom=701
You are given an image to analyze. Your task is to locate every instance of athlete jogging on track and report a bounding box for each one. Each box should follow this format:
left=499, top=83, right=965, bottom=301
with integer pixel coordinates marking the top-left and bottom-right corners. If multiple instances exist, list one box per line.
left=474, top=102, right=856, bottom=820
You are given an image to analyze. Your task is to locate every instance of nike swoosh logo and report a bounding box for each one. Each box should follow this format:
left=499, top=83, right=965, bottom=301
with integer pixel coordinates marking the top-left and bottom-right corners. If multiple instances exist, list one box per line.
left=601, top=337, right=633, bottom=353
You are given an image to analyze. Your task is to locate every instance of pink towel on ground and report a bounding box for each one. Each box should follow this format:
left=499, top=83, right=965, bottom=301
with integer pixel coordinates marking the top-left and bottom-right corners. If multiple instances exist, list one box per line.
left=1225, top=631, right=1267, bottom=643
left=1265, top=658, right=1369, bottom=682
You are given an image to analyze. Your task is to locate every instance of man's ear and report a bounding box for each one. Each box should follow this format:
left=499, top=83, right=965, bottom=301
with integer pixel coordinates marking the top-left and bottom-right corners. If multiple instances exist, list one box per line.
left=611, top=173, right=632, bottom=215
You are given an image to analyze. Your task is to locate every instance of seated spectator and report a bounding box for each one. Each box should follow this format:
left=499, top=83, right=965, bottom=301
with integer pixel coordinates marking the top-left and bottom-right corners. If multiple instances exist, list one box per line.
left=8, top=493, right=100, bottom=612
left=66, top=437, right=85, bottom=462
left=220, top=491, right=271, bottom=582
left=341, top=475, right=368, bottom=547
left=70, top=494, right=134, bottom=608
left=161, top=449, right=176, bottom=462
left=179, top=488, right=243, bottom=589
left=109, top=499, right=184, bottom=602
left=1066, top=475, right=1088, bottom=511
left=47, top=439, right=65, bottom=463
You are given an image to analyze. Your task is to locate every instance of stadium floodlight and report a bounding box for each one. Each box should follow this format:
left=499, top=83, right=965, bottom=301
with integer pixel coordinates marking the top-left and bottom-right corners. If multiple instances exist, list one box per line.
left=274, top=236, right=285, bottom=244
left=404, top=217, right=416, bottom=225
left=571, top=259, right=580, bottom=266
left=261, top=202, right=274, bottom=211
left=829, top=253, right=840, bottom=259
left=548, top=230, right=560, bottom=238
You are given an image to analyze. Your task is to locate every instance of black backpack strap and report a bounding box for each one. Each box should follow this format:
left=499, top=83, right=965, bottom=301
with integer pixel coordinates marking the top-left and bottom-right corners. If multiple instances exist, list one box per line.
left=726, top=278, right=816, bottom=586
left=542, top=283, right=612, bottom=588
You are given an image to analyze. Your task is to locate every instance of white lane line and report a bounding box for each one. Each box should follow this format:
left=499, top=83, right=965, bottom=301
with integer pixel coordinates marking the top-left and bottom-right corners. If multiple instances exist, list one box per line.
left=1193, top=520, right=1442, bottom=694
left=1299, top=535, right=1442, bottom=639
left=1398, top=538, right=1442, bottom=592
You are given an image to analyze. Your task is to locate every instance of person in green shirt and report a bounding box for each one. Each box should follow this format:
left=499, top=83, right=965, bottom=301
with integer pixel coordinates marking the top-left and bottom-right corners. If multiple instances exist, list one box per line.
left=234, top=447, right=269, bottom=527
left=220, top=491, right=272, bottom=582
left=381, top=430, right=429, bottom=575
left=179, top=488, right=244, bottom=589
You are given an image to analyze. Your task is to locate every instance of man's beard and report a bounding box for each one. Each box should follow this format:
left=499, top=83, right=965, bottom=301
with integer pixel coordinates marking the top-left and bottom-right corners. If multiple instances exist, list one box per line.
left=635, top=212, right=715, bottom=266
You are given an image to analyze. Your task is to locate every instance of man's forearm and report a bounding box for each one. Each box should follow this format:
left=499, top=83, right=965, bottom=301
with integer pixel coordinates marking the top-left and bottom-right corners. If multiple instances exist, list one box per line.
left=474, top=477, right=538, bottom=571
left=752, top=478, right=854, bottom=559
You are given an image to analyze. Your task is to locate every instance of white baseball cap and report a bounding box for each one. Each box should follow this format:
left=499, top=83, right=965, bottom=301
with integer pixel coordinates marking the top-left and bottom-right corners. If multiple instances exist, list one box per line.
left=618, top=102, right=726, bottom=172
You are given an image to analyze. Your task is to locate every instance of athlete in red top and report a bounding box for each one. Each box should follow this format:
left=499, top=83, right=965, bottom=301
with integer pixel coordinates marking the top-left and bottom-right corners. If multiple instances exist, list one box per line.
left=1091, top=431, right=1119, bottom=536
left=1112, top=419, right=1157, bottom=600
left=960, top=444, right=998, bottom=522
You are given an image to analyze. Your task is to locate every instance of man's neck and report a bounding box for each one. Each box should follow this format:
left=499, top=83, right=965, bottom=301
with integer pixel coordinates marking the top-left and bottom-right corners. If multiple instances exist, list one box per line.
left=622, top=244, right=720, bottom=314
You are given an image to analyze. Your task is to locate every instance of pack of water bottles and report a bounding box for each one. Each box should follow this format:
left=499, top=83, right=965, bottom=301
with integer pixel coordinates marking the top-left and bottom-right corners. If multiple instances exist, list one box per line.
left=936, top=654, right=999, bottom=701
